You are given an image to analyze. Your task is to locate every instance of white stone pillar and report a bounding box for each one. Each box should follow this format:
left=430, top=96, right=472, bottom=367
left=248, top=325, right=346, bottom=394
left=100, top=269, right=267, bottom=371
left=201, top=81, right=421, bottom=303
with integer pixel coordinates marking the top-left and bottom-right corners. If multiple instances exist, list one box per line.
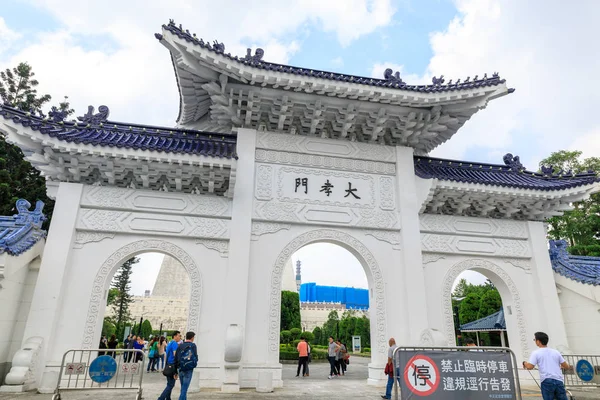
left=221, top=128, right=256, bottom=392
left=527, top=221, right=570, bottom=350
left=21, top=182, right=83, bottom=393
left=394, top=146, right=429, bottom=343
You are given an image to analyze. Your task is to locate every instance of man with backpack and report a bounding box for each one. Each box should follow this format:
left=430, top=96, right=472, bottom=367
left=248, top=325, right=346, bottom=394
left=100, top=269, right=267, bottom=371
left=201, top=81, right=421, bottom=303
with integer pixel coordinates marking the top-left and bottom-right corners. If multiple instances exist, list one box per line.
left=175, top=331, right=198, bottom=400
left=158, top=331, right=181, bottom=400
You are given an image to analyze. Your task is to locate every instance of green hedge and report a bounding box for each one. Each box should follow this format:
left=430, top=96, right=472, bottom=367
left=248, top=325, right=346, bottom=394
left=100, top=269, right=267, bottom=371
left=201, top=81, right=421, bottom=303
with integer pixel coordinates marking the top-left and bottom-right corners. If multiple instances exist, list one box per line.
left=279, top=348, right=328, bottom=361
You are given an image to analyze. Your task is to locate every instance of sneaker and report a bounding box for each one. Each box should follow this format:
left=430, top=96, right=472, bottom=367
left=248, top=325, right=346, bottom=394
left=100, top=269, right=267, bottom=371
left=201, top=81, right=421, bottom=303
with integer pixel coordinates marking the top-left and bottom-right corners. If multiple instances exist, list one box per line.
left=381, top=396, right=390, bottom=399
left=328, top=375, right=332, bottom=379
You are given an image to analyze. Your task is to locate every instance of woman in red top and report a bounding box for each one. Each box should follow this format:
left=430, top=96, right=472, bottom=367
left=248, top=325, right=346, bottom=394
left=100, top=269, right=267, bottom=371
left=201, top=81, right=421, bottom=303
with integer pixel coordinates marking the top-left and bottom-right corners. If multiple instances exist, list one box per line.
left=296, top=337, right=309, bottom=377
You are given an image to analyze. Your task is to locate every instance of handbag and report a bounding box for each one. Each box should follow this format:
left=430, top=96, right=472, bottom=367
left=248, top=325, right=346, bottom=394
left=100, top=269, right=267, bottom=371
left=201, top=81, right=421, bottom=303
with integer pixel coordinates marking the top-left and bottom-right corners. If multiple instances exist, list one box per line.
left=149, top=348, right=156, bottom=358
left=163, top=363, right=176, bottom=377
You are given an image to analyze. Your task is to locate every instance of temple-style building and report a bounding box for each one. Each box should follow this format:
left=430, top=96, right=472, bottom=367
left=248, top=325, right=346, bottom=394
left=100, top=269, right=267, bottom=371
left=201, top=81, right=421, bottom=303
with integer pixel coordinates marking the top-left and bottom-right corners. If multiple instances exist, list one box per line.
left=1, top=20, right=599, bottom=393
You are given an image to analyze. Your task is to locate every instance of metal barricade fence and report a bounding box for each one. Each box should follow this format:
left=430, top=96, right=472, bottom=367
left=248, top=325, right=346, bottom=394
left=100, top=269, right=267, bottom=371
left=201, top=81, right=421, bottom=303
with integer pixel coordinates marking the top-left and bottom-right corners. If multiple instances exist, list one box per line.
left=391, top=346, right=522, bottom=400
left=561, top=354, right=600, bottom=389
left=52, top=349, right=145, bottom=400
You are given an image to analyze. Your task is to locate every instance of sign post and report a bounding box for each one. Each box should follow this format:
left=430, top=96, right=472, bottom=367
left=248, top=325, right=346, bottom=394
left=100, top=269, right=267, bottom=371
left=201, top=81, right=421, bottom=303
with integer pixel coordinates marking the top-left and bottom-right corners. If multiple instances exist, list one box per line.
left=575, top=359, right=597, bottom=383
left=352, top=336, right=361, bottom=353
left=396, top=349, right=518, bottom=399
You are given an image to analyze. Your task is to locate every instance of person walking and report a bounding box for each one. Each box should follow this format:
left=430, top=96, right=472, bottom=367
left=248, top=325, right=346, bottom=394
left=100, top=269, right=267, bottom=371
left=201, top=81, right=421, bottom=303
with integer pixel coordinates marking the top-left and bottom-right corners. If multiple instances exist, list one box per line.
left=158, top=331, right=181, bottom=400
left=381, top=337, right=398, bottom=399
left=147, top=337, right=159, bottom=372
left=296, top=336, right=309, bottom=377
left=107, top=334, right=118, bottom=359
left=157, top=336, right=167, bottom=371
left=523, top=332, right=570, bottom=400
left=133, top=336, right=145, bottom=362
left=98, top=337, right=107, bottom=356
left=175, top=331, right=198, bottom=400
left=336, top=340, right=347, bottom=376
left=327, top=336, right=340, bottom=379
left=126, top=335, right=136, bottom=362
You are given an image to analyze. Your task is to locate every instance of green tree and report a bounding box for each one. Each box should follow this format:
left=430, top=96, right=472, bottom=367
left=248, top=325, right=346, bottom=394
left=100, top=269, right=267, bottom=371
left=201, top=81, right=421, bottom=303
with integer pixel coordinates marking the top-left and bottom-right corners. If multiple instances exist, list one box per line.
left=302, top=331, right=314, bottom=342
left=106, top=288, right=119, bottom=306
left=290, top=327, right=302, bottom=341
left=111, top=257, right=139, bottom=340
left=280, top=330, right=291, bottom=345
left=102, top=317, right=116, bottom=337
left=140, top=319, right=153, bottom=339
left=0, top=62, right=74, bottom=226
left=280, top=291, right=301, bottom=331
left=0, top=63, right=51, bottom=110
left=539, top=150, right=600, bottom=253
left=312, top=327, right=322, bottom=345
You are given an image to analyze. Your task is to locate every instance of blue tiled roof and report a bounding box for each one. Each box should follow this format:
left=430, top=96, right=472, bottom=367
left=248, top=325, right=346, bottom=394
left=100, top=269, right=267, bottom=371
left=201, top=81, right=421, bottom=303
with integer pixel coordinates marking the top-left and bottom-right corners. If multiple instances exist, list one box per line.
left=157, top=20, right=511, bottom=94
left=460, top=309, right=505, bottom=332
left=0, top=104, right=238, bottom=159
left=549, top=240, right=600, bottom=285
left=414, top=154, right=599, bottom=191
left=0, top=199, right=46, bottom=256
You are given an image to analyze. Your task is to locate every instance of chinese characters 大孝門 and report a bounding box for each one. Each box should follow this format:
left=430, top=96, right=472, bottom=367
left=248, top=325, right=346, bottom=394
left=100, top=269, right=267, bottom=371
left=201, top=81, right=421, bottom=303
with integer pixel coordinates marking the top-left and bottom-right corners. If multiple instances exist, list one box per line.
left=294, top=177, right=360, bottom=199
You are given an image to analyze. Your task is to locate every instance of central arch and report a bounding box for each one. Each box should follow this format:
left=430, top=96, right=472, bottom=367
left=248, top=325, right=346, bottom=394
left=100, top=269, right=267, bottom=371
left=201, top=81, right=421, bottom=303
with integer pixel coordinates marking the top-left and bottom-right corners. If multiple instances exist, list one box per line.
left=268, top=229, right=387, bottom=356
left=82, top=239, right=203, bottom=349
left=441, top=258, right=529, bottom=358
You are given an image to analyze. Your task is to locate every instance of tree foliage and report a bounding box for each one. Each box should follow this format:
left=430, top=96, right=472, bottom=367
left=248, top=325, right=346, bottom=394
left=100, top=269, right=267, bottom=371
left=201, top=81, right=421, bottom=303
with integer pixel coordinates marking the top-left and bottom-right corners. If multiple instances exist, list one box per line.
left=452, top=279, right=502, bottom=326
left=102, top=317, right=116, bottom=338
left=539, top=150, right=600, bottom=253
left=106, top=288, right=119, bottom=306
left=140, top=319, right=153, bottom=339
left=111, top=257, right=139, bottom=340
left=0, top=62, right=74, bottom=226
left=280, top=290, right=301, bottom=331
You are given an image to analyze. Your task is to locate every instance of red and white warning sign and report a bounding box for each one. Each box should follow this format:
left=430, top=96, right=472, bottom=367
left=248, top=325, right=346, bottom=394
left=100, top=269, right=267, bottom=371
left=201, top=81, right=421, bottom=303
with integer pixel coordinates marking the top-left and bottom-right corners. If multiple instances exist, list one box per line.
left=403, top=354, right=440, bottom=396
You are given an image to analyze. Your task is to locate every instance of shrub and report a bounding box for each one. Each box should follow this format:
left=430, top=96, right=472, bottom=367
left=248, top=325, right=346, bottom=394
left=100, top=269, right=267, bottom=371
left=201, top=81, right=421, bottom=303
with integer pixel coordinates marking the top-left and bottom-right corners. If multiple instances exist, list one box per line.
left=280, top=330, right=291, bottom=344
left=290, top=328, right=302, bottom=341
left=363, top=347, right=370, bottom=353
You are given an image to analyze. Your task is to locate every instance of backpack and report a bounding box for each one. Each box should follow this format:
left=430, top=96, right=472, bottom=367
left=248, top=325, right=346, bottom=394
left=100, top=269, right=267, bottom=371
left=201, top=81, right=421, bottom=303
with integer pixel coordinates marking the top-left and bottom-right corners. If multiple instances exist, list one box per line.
left=176, top=342, right=198, bottom=372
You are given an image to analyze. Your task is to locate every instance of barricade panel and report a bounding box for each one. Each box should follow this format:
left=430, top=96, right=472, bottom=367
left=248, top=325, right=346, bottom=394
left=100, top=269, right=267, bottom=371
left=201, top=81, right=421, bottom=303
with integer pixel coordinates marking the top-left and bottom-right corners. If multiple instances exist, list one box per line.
left=52, top=349, right=145, bottom=400
left=561, top=354, right=600, bottom=389
left=391, top=346, right=522, bottom=400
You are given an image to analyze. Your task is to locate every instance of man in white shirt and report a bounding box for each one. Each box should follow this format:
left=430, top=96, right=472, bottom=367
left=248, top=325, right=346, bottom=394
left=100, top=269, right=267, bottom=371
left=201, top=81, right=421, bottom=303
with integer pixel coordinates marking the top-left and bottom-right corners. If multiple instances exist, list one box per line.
left=523, top=332, right=570, bottom=400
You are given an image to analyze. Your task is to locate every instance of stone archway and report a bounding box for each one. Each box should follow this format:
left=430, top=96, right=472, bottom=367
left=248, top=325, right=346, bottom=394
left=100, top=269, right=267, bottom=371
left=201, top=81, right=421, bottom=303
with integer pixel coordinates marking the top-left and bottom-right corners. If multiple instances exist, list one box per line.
left=82, top=239, right=202, bottom=349
left=268, top=229, right=387, bottom=356
left=441, top=258, right=529, bottom=357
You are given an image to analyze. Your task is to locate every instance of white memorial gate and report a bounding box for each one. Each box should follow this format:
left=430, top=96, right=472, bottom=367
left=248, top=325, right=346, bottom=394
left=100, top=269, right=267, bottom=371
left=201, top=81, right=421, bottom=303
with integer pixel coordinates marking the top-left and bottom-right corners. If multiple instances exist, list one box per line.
left=1, top=20, right=599, bottom=393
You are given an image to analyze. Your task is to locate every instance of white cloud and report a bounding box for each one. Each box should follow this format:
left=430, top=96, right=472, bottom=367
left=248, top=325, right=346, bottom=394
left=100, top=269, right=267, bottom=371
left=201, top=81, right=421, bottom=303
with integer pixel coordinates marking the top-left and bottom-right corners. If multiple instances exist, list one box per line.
left=0, top=17, right=21, bottom=54
left=570, top=128, right=600, bottom=161
left=422, top=0, right=600, bottom=162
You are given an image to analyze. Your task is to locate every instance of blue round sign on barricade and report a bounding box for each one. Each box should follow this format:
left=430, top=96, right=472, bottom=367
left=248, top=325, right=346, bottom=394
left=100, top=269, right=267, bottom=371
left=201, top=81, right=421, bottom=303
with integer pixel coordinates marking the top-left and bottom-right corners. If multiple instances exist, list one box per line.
left=89, top=355, right=117, bottom=383
left=576, top=359, right=595, bottom=382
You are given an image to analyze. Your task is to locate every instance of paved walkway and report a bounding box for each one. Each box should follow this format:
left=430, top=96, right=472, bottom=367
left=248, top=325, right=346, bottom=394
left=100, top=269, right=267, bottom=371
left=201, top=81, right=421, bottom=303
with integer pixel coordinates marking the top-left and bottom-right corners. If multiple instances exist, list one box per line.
left=1, top=357, right=598, bottom=399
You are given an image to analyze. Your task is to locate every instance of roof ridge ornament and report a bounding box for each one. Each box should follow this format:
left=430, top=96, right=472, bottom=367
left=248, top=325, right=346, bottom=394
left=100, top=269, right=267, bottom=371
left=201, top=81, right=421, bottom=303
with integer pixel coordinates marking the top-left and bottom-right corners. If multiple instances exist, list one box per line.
left=503, top=153, right=524, bottom=172
left=383, top=68, right=404, bottom=84
left=242, top=48, right=264, bottom=63
left=432, top=75, right=445, bottom=85
left=77, top=105, right=110, bottom=125
left=48, top=106, right=68, bottom=123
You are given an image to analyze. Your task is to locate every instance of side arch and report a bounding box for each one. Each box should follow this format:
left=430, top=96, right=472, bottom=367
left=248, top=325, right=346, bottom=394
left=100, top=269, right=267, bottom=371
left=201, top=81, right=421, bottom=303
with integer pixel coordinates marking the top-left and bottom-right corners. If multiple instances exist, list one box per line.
left=441, top=258, right=528, bottom=357
left=82, top=239, right=202, bottom=348
left=268, top=229, right=387, bottom=355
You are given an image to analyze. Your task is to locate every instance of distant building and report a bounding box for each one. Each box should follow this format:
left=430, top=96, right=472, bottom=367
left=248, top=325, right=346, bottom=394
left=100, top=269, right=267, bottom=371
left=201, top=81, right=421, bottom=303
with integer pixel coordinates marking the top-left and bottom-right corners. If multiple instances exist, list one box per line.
left=106, top=255, right=190, bottom=333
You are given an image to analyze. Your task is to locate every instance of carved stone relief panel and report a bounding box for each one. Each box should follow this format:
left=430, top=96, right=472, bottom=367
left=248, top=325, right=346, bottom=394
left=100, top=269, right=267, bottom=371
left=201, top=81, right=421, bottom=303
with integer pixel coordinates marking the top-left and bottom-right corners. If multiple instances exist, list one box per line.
left=277, top=166, right=375, bottom=208
left=251, top=222, right=292, bottom=240
left=363, top=229, right=401, bottom=250
left=253, top=201, right=400, bottom=230
left=255, top=148, right=396, bottom=175
left=197, top=239, right=229, bottom=257
left=420, top=214, right=528, bottom=239
left=73, top=232, right=115, bottom=249
left=256, top=131, right=396, bottom=163
left=255, top=165, right=273, bottom=200
left=77, top=209, right=229, bottom=239
left=421, top=234, right=530, bottom=258
left=81, top=186, right=231, bottom=217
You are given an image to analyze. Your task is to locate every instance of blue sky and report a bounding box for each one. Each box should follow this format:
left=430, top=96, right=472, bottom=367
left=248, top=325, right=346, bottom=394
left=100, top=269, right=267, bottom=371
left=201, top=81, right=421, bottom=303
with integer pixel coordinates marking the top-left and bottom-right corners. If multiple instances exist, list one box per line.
left=2, top=1, right=599, bottom=292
